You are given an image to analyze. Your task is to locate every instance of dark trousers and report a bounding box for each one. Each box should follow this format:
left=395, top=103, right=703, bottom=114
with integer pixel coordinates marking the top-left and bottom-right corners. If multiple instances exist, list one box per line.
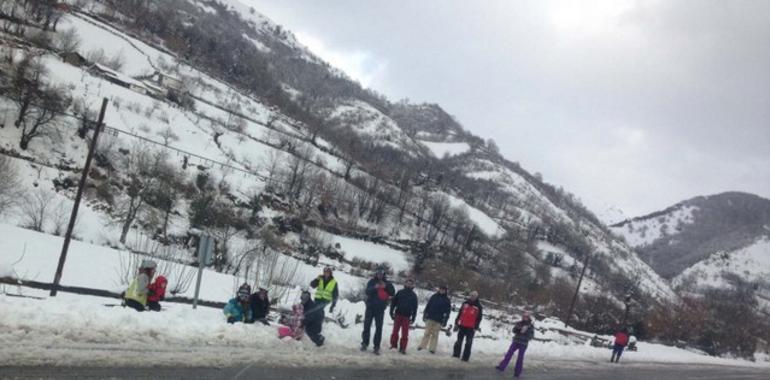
left=147, top=301, right=161, bottom=312
left=611, top=344, right=625, bottom=362
left=498, top=341, right=527, bottom=377
left=453, top=327, right=476, bottom=361
left=390, top=315, right=410, bottom=350
left=362, top=307, right=385, bottom=349
left=307, top=330, right=325, bottom=347
left=125, top=299, right=145, bottom=312
left=315, top=300, right=330, bottom=314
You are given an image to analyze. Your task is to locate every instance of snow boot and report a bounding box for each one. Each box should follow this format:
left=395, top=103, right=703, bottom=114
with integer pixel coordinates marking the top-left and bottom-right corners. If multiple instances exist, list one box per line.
left=399, top=348, right=406, bottom=355
left=360, top=344, right=367, bottom=352
left=373, top=347, right=380, bottom=355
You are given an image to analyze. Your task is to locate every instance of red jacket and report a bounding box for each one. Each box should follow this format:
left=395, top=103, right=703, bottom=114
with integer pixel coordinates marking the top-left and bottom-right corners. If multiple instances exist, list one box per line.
left=147, top=276, right=167, bottom=302
left=614, top=331, right=629, bottom=347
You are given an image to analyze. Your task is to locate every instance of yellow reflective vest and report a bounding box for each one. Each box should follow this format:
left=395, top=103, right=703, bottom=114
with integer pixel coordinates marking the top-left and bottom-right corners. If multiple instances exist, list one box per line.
left=125, top=275, right=149, bottom=306
left=314, top=277, right=337, bottom=302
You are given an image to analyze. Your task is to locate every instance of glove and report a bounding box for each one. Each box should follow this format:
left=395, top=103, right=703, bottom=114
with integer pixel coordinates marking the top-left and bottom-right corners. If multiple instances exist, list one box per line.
left=422, top=316, right=427, bottom=323
left=410, top=318, right=416, bottom=324
left=390, top=313, right=395, bottom=321
left=476, top=327, right=481, bottom=333
left=453, top=325, right=459, bottom=332
left=329, top=305, right=335, bottom=313
left=227, top=316, right=236, bottom=324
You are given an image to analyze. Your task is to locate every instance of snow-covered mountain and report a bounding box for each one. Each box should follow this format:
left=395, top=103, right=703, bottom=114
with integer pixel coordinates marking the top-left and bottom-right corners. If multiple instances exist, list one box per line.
left=0, top=0, right=675, bottom=321
left=611, top=192, right=770, bottom=279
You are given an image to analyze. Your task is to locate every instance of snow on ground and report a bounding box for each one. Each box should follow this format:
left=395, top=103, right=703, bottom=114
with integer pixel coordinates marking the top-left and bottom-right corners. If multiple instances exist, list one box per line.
left=1, top=291, right=767, bottom=368
left=441, top=193, right=503, bottom=238
left=316, top=230, right=410, bottom=273
left=419, top=141, right=471, bottom=158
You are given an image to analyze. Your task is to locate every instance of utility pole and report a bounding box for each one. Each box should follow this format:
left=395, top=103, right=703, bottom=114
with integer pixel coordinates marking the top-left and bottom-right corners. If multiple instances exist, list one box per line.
left=50, top=98, right=108, bottom=297
left=565, top=251, right=590, bottom=328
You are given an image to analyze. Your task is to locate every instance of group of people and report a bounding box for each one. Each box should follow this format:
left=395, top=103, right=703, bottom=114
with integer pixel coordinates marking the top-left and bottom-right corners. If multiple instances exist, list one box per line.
left=122, top=259, right=167, bottom=312
left=124, top=261, right=631, bottom=377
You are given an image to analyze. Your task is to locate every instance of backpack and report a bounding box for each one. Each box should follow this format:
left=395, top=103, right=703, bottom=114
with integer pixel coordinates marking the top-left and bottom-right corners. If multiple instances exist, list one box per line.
left=458, top=303, right=480, bottom=328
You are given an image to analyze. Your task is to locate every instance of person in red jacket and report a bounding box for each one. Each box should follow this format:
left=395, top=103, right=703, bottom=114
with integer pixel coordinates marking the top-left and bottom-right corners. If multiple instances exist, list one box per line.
left=611, top=327, right=630, bottom=363
left=147, top=276, right=167, bottom=312
left=453, top=291, right=483, bottom=362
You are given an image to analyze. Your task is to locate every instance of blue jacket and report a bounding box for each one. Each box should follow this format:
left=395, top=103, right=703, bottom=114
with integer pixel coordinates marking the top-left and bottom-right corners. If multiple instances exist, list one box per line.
left=223, top=298, right=253, bottom=323
left=423, top=292, right=451, bottom=326
left=365, top=277, right=395, bottom=310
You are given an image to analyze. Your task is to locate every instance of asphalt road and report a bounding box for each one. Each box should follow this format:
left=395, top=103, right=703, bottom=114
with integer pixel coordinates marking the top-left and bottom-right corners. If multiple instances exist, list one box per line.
left=1, top=364, right=768, bottom=380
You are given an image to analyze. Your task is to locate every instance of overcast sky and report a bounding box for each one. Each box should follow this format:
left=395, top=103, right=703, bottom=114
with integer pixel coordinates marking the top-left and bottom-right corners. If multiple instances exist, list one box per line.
left=247, top=0, right=770, bottom=218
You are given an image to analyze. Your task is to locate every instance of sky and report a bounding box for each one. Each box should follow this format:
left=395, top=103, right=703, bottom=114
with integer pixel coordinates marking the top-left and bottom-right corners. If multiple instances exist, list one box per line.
left=246, top=0, right=770, bottom=219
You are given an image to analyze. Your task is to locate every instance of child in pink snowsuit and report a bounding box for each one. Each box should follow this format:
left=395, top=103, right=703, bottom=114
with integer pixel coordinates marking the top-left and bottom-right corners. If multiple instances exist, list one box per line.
left=279, top=304, right=305, bottom=340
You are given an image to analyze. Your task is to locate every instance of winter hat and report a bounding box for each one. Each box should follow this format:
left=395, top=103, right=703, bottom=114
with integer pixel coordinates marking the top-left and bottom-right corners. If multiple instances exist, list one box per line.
left=140, top=259, right=157, bottom=270
left=323, top=266, right=333, bottom=274
left=439, top=285, right=448, bottom=291
left=237, top=283, right=251, bottom=301
left=300, top=290, right=311, bottom=302
left=155, top=276, right=168, bottom=287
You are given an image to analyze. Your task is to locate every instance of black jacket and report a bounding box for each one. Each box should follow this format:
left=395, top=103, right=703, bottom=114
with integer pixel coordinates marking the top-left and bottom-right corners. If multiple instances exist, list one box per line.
left=302, top=299, right=324, bottom=336
left=249, top=294, right=270, bottom=320
left=512, top=319, right=535, bottom=346
left=390, top=287, right=418, bottom=320
left=455, top=299, right=483, bottom=329
left=365, top=277, right=395, bottom=310
left=423, top=292, right=452, bottom=326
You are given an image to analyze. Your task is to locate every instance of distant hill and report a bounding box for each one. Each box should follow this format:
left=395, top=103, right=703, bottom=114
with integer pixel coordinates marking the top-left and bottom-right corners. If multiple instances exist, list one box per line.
left=611, top=192, right=770, bottom=279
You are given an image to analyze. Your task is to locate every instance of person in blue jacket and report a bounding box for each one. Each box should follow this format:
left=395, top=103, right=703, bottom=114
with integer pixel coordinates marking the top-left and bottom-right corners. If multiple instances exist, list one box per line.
left=360, top=267, right=395, bottom=355
left=417, top=285, right=452, bottom=353
left=223, top=283, right=254, bottom=324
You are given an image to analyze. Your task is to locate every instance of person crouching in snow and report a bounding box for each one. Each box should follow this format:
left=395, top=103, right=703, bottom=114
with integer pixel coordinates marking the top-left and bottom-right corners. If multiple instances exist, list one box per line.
left=224, top=283, right=254, bottom=324
left=146, top=275, right=167, bottom=312
left=250, top=287, right=271, bottom=325
left=301, top=290, right=326, bottom=346
left=496, top=311, right=535, bottom=377
left=453, top=291, right=483, bottom=361
left=611, top=327, right=630, bottom=363
left=123, top=259, right=157, bottom=312
left=389, top=277, right=418, bottom=354
left=279, top=303, right=305, bottom=341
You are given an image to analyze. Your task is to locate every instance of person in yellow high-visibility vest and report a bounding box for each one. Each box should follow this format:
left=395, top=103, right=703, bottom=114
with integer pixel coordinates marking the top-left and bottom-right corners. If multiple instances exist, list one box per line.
left=310, top=266, right=338, bottom=313
left=123, top=259, right=157, bottom=312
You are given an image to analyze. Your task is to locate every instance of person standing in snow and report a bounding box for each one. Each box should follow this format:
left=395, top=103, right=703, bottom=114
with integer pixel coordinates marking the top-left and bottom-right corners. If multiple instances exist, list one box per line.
left=310, top=266, right=339, bottom=314
left=453, top=291, right=483, bottom=362
left=611, top=327, right=630, bottom=363
left=223, top=283, right=254, bottom=324
left=389, top=278, right=418, bottom=354
left=123, top=259, right=157, bottom=312
left=146, top=275, right=167, bottom=312
left=250, top=287, right=271, bottom=325
left=301, top=290, right=326, bottom=346
left=360, top=267, right=396, bottom=355
left=496, top=312, right=535, bottom=377
left=418, top=285, right=452, bottom=354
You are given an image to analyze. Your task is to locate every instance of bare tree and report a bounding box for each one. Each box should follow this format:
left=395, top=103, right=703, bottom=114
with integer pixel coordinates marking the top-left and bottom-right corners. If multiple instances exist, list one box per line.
left=0, top=155, right=20, bottom=216
left=53, top=27, right=80, bottom=54
left=235, top=228, right=299, bottom=302
left=157, top=126, right=179, bottom=146
left=114, top=144, right=165, bottom=244
left=18, top=188, right=54, bottom=232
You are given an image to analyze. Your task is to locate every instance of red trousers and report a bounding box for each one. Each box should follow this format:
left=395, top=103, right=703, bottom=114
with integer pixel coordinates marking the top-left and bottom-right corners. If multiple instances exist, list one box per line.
left=390, top=315, right=410, bottom=350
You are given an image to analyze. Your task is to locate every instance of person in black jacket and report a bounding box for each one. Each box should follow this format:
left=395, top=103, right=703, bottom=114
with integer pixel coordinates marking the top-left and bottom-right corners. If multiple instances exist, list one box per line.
left=453, top=291, right=483, bottom=361
left=496, top=312, right=535, bottom=377
left=389, top=278, right=418, bottom=354
left=301, top=290, right=325, bottom=347
left=418, top=285, right=452, bottom=353
left=249, top=288, right=270, bottom=325
left=360, top=267, right=396, bottom=355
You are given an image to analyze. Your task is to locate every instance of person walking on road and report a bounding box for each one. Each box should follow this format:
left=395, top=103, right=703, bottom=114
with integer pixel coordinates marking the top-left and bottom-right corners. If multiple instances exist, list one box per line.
left=123, top=259, right=157, bottom=312
left=496, top=312, right=535, bottom=377
left=310, top=266, right=339, bottom=314
left=418, top=285, right=452, bottom=354
left=360, top=267, right=395, bottom=355
left=611, top=327, right=630, bottom=363
left=453, top=291, right=483, bottom=362
left=389, top=278, right=418, bottom=354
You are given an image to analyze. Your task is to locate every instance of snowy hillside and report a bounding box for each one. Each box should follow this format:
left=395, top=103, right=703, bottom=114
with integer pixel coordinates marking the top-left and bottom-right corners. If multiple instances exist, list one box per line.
left=0, top=0, right=680, bottom=337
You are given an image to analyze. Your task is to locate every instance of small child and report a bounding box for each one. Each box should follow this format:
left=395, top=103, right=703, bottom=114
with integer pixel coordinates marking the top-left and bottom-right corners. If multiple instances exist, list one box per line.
left=279, top=303, right=305, bottom=340
left=147, top=276, right=168, bottom=312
